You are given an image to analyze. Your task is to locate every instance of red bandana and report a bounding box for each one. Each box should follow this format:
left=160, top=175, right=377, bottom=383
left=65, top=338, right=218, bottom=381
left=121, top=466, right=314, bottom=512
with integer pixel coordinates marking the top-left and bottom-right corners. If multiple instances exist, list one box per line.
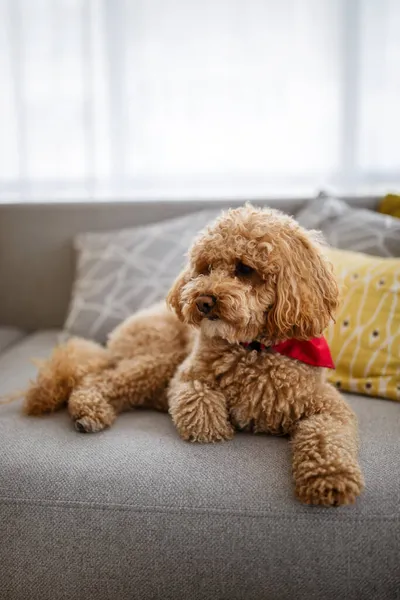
left=241, top=336, right=335, bottom=369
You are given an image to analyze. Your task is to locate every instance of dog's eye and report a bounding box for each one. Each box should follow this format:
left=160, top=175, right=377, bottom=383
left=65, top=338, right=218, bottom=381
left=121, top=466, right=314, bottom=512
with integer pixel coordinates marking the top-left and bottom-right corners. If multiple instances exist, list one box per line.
left=235, top=261, right=254, bottom=277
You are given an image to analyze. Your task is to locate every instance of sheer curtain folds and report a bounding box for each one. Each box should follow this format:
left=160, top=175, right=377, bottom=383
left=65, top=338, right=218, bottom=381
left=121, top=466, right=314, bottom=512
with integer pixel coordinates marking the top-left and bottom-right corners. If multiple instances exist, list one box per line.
left=0, top=0, right=399, bottom=199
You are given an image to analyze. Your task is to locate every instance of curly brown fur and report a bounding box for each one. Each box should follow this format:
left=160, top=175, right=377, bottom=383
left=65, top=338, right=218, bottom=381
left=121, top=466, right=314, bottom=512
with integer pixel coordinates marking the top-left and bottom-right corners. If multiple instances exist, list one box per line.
left=167, top=205, right=363, bottom=506
left=24, top=303, right=192, bottom=433
left=21, top=205, right=363, bottom=506
left=24, top=338, right=112, bottom=415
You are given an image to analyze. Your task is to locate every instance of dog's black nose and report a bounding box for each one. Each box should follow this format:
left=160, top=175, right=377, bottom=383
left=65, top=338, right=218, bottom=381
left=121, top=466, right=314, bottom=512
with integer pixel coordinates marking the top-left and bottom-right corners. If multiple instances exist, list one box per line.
left=196, top=295, right=216, bottom=315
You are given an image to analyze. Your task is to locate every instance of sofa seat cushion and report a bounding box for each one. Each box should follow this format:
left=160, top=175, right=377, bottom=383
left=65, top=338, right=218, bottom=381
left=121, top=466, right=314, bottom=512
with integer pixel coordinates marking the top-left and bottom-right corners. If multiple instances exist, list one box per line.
left=0, top=332, right=399, bottom=600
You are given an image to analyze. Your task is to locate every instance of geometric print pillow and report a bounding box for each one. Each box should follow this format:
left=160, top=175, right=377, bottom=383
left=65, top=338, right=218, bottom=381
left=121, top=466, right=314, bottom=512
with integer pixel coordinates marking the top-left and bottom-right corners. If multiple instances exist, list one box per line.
left=297, top=194, right=400, bottom=257
left=64, top=209, right=220, bottom=342
left=325, top=248, right=400, bottom=402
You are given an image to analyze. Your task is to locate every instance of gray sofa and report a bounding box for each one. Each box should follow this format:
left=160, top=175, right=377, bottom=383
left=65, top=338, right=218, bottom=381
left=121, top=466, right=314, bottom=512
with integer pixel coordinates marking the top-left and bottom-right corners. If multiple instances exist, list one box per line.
left=1, top=198, right=399, bottom=600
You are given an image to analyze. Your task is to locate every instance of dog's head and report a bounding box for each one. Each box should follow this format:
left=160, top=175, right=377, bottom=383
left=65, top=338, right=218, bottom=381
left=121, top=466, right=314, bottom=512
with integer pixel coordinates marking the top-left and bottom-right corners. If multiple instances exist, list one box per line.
left=167, top=205, right=339, bottom=344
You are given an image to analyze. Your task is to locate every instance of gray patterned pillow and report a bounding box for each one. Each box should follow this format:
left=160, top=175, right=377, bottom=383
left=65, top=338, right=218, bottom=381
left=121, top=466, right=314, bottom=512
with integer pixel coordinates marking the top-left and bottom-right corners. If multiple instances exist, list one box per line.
left=296, top=195, right=400, bottom=257
left=65, top=209, right=221, bottom=342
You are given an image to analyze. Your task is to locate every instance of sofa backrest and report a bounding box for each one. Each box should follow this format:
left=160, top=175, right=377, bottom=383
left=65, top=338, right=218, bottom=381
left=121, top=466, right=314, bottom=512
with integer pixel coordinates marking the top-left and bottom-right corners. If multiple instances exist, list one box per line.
left=0, top=196, right=378, bottom=331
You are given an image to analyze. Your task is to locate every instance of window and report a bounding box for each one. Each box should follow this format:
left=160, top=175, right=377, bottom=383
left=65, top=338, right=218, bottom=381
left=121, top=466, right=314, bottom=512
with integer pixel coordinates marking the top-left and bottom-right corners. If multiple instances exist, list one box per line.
left=0, top=0, right=399, bottom=200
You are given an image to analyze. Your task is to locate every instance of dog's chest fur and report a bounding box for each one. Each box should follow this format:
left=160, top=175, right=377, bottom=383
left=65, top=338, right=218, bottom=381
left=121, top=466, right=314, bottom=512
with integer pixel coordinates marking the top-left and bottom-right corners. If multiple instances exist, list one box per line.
left=210, top=346, right=322, bottom=435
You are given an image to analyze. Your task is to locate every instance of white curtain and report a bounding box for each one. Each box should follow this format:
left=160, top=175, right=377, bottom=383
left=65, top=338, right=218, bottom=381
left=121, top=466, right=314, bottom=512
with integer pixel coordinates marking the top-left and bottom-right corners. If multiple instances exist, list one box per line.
left=0, top=0, right=399, bottom=200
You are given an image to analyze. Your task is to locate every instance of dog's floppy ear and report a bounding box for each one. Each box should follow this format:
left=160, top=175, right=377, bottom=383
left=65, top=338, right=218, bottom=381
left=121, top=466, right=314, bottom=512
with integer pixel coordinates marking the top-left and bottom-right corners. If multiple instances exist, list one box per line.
left=166, top=267, right=191, bottom=320
left=266, top=230, right=339, bottom=340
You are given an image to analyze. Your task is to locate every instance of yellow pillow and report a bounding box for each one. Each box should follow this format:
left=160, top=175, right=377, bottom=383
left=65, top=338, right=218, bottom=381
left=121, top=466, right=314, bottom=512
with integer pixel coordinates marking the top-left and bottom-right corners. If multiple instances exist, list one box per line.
left=378, top=194, right=400, bottom=219
left=325, top=248, right=400, bottom=401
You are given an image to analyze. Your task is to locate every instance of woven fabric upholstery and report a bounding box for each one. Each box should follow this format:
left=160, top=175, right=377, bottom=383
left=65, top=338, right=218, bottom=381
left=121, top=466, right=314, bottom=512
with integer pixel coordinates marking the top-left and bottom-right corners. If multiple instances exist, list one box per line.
left=1, top=332, right=399, bottom=599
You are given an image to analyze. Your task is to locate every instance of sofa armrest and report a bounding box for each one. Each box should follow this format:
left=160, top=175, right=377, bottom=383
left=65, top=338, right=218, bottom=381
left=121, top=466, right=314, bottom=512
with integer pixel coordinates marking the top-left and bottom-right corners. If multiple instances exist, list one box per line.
left=0, top=327, right=26, bottom=355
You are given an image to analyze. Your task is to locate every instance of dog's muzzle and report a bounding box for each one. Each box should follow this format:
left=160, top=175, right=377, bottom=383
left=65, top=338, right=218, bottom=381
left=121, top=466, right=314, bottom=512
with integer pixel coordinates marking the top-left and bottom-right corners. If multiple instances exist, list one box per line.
left=195, top=295, right=217, bottom=317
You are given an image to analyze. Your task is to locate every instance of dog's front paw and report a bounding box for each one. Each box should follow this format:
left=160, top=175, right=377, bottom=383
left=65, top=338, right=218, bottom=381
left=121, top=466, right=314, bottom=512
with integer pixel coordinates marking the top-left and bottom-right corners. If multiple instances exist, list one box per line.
left=169, top=382, right=233, bottom=443
left=178, top=416, right=234, bottom=443
left=295, top=469, right=364, bottom=507
left=74, top=416, right=109, bottom=433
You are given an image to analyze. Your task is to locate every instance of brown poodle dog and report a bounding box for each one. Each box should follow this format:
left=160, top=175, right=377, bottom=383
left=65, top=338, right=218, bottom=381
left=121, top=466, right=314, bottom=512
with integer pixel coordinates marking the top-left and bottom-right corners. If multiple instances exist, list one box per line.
left=23, top=205, right=364, bottom=507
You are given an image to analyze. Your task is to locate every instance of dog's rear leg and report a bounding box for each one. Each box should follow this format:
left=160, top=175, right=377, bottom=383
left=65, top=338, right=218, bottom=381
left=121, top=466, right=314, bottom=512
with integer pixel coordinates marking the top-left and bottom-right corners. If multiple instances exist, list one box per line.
left=68, top=371, right=118, bottom=433
left=69, top=350, right=186, bottom=433
left=68, top=303, right=191, bottom=432
left=24, top=338, right=111, bottom=416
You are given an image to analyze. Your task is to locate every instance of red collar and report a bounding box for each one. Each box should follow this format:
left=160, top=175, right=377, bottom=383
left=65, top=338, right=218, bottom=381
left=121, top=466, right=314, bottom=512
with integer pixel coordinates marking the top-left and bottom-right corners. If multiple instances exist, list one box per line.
left=240, top=337, right=335, bottom=369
